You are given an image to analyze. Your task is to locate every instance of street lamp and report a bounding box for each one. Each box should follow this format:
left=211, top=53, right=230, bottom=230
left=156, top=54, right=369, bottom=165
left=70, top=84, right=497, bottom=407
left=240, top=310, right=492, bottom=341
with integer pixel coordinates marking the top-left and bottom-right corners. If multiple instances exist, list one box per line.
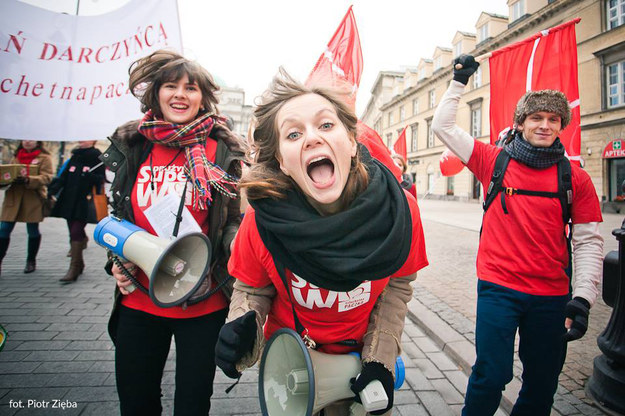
left=586, top=218, right=625, bottom=414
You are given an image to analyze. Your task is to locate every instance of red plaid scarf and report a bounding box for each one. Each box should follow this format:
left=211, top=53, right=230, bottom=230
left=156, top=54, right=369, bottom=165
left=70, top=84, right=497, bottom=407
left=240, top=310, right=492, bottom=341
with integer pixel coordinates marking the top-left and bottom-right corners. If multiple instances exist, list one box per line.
left=138, top=110, right=238, bottom=210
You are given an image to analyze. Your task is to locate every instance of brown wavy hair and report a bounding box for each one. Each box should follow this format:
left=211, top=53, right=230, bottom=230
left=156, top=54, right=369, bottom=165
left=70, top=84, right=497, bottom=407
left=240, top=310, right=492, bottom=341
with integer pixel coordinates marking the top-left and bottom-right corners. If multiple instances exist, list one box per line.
left=128, top=49, right=220, bottom=117
left=242, top=68, right=368, bottom=209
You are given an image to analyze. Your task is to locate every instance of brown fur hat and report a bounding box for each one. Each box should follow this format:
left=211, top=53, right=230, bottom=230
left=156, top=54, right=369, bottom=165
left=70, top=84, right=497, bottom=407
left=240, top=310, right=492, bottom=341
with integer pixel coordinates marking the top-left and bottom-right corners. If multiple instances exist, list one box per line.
left=514, top=89, right=571, bottom=129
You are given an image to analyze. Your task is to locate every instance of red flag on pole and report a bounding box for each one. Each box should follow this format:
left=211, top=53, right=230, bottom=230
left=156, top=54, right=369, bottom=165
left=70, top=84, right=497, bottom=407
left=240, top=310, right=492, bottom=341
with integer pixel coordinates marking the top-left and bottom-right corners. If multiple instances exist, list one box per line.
left=306, top=6, right=402, bottom=181
left=306, top=6, right=363, bottom=107
left=393, top=127, right=408, bottom=160
left=489, top=18, right=581, bottom=163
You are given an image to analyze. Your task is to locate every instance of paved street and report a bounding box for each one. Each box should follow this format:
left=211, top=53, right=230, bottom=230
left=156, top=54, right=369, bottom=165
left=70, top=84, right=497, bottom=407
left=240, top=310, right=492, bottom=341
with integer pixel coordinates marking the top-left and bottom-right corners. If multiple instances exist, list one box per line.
left=0, top=197, right=621, bottom=415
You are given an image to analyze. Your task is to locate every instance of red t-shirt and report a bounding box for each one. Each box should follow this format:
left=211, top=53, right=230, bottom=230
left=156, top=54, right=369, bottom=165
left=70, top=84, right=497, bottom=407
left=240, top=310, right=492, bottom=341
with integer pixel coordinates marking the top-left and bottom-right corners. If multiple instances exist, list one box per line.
left=121, top=141, right=228, bottom=318
left=228, top=190, right=428, bottom=354
left=467, top=140, right=602, bottom=296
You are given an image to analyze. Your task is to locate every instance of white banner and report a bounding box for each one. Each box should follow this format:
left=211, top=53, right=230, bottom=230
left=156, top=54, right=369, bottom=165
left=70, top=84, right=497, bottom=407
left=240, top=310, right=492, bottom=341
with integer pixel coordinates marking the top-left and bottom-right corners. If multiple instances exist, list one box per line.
left=0, top=0, right=182, bottom=141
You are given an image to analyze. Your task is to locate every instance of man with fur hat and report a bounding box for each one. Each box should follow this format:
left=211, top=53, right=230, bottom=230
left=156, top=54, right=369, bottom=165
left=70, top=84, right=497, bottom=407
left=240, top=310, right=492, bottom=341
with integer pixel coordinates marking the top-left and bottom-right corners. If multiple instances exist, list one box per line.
left=432, top=54, right=603, bottom=415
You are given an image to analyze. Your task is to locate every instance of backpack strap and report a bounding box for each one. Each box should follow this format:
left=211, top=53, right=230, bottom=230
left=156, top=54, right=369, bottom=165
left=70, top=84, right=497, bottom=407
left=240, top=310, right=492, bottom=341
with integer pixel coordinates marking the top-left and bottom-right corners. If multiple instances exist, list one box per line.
left=483, top=150, right=511, bottom=213
left=557, top=158, right=573, bottom=224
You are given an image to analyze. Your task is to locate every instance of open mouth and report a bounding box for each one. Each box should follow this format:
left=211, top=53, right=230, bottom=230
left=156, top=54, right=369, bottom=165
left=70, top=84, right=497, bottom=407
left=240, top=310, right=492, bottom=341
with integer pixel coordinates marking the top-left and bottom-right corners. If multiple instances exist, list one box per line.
left=307, top=156, right=335, bottom=185
left=171, top=103, right=188, bottom=110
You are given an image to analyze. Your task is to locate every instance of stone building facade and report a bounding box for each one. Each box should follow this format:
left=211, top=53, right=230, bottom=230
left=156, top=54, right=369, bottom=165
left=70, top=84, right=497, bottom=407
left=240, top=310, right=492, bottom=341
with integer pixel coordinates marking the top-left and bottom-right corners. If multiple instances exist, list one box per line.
left=362, top=0, right=625, bottom=212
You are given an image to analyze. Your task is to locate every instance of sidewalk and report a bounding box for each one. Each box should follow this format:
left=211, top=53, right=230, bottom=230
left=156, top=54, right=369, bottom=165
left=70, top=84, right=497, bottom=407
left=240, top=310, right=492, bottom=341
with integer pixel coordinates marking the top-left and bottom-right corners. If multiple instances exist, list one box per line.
left=0, top=197, right=618, bottom=415
left=411, top=197, right=622, bottom=416
left=0, top=213, right=482, bottom=415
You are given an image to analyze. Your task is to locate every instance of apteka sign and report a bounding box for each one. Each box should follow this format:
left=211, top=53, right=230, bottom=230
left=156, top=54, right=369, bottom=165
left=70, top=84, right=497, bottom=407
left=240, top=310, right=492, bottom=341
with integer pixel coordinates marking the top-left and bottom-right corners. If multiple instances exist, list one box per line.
left=603, top=140, right=625, bottom=159
left=0, top=0, right=182, bottom=141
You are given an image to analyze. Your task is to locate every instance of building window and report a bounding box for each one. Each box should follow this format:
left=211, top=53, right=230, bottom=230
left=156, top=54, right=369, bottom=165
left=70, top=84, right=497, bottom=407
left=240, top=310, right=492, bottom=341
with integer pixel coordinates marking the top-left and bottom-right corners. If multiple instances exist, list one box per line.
left=374, top=119, right=381, bottom=134
left=447, top=176, right=455, bottom=195
left=429, top=90, right=436, bottom=109
left=412, top=98, right=419, bottom=115
left=399, top=106, right=405, bottom=122
left=511, top=0, right=525, bottom=21
left=434, top=56, right=442, bottom=71
left=386, top=133, right=393, bottom=148
left=426, top=118, right=434, bottom=148
left=419, top=67, right=426, bottom=80
left=607, top=0, right=625, bottom=30
left=472, top=66, right=482, bottom=89
left=607, top=60, right=625, bottom=108
left=411, top=124, right=418, bottom=151
left=454, top=42, right=462, bottom=58
left=387, top=112, right=394, bottom=126
left=470, top=101, right=482, bottom=137
left=478, top=24, right=488, bottom=42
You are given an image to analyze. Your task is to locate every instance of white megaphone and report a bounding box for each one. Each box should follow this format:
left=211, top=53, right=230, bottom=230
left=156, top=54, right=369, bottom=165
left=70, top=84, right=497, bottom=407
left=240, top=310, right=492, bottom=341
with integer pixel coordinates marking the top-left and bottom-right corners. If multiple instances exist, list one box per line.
left=259, top=328, right=405, bottom=416
left=93, top=216, right=211, bottom=308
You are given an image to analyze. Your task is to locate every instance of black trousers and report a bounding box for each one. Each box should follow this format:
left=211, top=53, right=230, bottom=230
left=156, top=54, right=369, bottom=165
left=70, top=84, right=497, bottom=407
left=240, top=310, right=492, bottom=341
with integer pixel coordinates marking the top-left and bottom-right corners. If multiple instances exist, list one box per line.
left=115, top=305, right=227, bottom=416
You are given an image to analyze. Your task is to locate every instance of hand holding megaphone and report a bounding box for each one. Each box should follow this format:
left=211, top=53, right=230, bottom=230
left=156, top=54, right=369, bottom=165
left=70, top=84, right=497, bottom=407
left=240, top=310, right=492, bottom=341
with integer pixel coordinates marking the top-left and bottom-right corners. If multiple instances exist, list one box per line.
left=111, top=260, right=138, bottom=295
left=350, top=362, right=394, bottom=414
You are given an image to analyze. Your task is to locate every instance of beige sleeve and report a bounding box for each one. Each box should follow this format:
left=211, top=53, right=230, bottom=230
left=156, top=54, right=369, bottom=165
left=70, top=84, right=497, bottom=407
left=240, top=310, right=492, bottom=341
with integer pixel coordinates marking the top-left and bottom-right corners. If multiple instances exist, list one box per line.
left=228, top=279, right=276, bottom=371
left=361, top=273, right=416, bottom=376
left=571, top=222, right=604, bottom=306
left=431, top=80, right=475, bottom=163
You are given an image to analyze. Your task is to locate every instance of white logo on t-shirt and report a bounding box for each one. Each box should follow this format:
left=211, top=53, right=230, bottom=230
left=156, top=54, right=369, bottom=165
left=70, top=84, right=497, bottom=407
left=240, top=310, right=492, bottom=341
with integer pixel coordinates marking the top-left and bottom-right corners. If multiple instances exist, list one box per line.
left=291, top=274, right=371, bottom=312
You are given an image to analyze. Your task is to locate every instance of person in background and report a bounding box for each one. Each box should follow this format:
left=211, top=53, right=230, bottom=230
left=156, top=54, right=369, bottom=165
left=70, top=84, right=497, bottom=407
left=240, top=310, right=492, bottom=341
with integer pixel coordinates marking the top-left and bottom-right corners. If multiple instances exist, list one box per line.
left=215, top=69, right=428, bottom=415
left=0, top=140, right=53, bottom=275
left=48, top=140, right=105, bottom=283
left=432, top=54, right=604, bottom=415
left=103, top=49, right=246, bottom=415
left=392, top=153, right=417, bottom=199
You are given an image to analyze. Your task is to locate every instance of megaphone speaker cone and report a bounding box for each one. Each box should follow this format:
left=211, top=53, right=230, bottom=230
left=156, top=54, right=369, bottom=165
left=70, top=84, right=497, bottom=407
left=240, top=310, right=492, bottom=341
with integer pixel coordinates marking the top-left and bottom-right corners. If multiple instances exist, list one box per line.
left=149, top=232, right=212, bottom=308
left=259, top=328, right=365, bottom=416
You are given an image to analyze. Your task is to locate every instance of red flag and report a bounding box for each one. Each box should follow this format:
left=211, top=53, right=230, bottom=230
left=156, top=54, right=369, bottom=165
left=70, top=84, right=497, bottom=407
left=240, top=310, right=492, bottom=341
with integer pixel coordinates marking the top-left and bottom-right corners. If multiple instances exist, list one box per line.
left=306, top=6, right=363, bottom=106
left=393, top=127, right=408, bottom=160
left=489, top=19, right=581, bottom=164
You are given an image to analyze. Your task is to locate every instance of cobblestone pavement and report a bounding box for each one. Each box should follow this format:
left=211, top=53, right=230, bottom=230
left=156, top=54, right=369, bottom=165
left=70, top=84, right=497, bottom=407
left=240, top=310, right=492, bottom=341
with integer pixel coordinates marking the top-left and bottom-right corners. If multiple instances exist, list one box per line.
left=0, top=210, right=502, bottom=415
left=0, top=195, right=620, bottom=416
left=415, top=198, right=623, bottom=416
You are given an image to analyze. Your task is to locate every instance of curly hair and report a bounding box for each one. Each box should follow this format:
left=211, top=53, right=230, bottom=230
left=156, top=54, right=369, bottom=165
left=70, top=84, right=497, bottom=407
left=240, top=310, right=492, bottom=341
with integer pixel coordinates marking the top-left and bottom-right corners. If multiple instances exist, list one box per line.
left=128, top=49, right=220, bottom=117
left=241, top=68, right=368, bottom=208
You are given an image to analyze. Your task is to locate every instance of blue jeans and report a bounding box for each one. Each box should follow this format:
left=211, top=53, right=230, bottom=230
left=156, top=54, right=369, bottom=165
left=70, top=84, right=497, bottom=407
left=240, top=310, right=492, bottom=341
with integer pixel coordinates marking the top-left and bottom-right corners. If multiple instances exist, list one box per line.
left=463, top=280, right=569, bottom=416
left=0, top=221, right=40, bottom=239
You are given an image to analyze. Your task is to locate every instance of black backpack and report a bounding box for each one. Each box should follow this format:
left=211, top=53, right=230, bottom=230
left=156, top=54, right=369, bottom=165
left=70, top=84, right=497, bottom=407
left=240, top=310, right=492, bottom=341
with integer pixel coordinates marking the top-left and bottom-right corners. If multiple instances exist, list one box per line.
left=482, top=150, right=574, bottom=279
left=482, top=150, right=573, bottom=224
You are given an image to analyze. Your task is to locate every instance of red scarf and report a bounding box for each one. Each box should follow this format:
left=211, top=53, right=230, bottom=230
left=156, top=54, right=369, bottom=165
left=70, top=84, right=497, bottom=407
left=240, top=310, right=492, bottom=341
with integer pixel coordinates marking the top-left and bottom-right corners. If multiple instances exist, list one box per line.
left=16, top=148, right=41, bottom=176
left=138, top=110, right=238, bottom=210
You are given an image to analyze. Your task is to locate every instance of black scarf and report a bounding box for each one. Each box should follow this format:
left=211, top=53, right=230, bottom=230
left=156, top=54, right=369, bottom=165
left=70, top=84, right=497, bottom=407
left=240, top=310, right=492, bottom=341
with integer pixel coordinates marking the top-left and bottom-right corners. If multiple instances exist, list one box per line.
left=250, top=148, right=412, bottom=292
left=504, top=130, right=565, bottom=169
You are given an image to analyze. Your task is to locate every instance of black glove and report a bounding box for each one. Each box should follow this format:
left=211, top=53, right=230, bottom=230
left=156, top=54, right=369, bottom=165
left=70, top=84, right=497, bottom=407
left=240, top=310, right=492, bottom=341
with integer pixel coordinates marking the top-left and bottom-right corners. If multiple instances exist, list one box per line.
left=12, top=176, right=28, bottom=184
left=453, top=54, right=480, bottom=85
left=350, top=361, right=394, bottom=415
left=215, top=310, right=257, bottom=379
left=563, top=297, right=590, bottom=342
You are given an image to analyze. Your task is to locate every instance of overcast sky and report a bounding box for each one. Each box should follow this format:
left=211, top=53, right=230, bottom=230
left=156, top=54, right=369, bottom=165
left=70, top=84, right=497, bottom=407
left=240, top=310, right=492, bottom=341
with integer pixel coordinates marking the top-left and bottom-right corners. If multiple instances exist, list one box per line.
left=21, top=0, right=509, bottom=116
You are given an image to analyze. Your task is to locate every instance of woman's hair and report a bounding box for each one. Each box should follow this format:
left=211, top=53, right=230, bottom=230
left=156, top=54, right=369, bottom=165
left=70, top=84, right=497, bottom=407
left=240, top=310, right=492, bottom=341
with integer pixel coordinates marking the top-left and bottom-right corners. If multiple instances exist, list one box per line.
left=15, top=141, right=49, bottom=155
left=242, top=68, right=368, bottom=206
left=128, top=49, right=220, bottom=117
left=392, top=154, right=407, bottom=173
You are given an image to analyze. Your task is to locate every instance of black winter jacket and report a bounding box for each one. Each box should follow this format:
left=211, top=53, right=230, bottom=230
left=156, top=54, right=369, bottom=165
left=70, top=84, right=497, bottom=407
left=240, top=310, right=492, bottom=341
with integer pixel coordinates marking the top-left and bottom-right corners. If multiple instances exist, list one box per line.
left=101, top=120, right=245, bottom=343
left=49, top=146, right=105, bottom=221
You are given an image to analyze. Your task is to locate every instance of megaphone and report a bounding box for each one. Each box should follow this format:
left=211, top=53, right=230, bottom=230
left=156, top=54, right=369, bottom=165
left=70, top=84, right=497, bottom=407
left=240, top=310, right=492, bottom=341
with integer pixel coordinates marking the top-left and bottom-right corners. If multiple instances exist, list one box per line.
left=93, top=216, right=211, bottom=308
left=0, top=324, right=7, bottom=352
left=259, top=328, right=405, bottom=416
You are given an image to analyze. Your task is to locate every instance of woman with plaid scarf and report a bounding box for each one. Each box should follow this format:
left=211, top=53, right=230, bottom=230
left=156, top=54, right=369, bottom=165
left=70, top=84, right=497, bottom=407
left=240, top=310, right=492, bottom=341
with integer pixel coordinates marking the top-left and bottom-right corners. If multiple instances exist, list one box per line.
left=101, top=50, right=246, bottom=415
